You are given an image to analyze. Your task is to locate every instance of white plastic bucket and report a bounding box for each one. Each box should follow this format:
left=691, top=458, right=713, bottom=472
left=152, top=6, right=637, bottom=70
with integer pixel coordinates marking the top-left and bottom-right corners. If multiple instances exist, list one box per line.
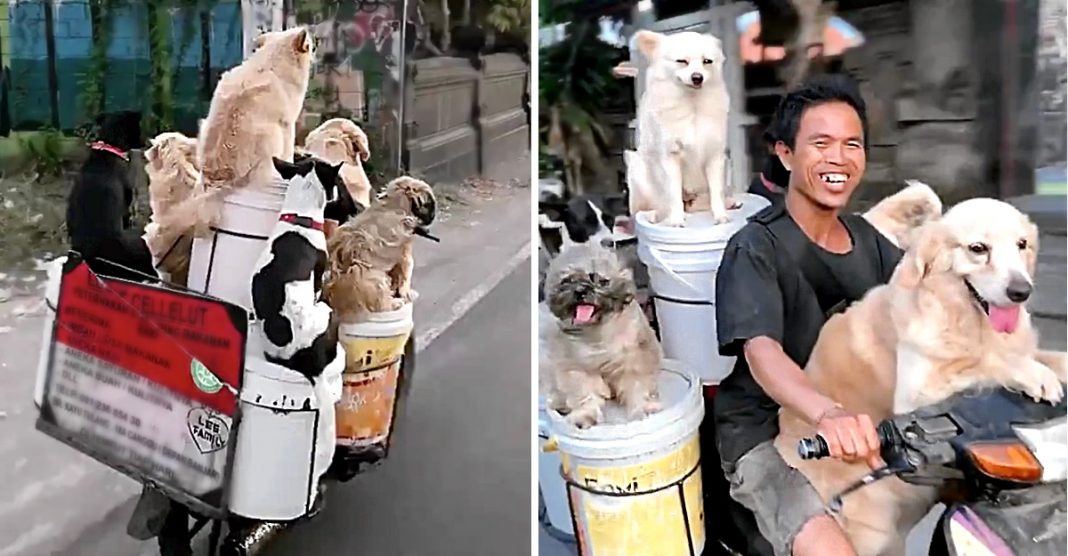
left=547, top=360, right=705, bottom=556
left=634, top=194, right=770, bottom=385
left=227, top=328, right=345, bottom=521
left=187, top=181, right=288, bottom=311
left=336, top=303, right=414, bottom=451
left=538, top=395, right=574, bottom=539
left=34, top=256, right=67, bottom=408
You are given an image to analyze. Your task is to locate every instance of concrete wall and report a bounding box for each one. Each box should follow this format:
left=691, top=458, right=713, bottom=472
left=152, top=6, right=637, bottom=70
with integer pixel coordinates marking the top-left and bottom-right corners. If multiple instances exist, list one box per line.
left=405, top=53, right=530, bottom=184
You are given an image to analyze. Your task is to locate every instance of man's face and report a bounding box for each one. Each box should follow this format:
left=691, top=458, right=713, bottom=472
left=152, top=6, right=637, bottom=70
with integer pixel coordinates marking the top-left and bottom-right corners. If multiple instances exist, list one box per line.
left=775, top=101, right=866, bottom=210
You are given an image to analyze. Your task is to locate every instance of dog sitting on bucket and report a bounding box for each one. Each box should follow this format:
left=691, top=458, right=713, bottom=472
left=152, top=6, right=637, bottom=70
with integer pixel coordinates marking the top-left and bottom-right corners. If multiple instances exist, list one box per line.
left=542, top=242, right=662, bottom=428
left=250, top=157, right=344, bottom=382
left=324, top=176, right=437, bottom=322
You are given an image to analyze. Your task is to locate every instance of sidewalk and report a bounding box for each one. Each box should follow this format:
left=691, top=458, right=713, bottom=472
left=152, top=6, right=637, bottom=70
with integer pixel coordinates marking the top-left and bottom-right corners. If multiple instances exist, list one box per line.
left=0, top=182, right=530, bottom=556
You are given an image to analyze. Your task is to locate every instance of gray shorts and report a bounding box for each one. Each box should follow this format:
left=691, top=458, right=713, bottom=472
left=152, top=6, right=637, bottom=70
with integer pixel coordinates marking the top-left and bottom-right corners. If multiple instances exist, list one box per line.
left=724, top=440, right=830, bottom=556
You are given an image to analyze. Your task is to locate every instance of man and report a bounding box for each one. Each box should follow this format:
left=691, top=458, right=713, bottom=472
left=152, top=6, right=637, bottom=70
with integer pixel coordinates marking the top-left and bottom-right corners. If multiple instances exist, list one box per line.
left=712, top=74, right=904, bottom=556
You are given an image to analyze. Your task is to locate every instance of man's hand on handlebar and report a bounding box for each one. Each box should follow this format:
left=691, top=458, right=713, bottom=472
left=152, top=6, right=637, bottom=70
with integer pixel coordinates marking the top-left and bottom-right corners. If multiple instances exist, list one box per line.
left=816, top=406, right=886, bottom=469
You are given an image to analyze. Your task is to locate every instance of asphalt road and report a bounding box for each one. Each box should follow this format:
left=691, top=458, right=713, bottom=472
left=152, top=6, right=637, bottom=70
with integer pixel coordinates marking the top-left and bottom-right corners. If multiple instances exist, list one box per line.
left=55, top=259, right=533, bottom=556
left=261, top=259, right=532, bottom=556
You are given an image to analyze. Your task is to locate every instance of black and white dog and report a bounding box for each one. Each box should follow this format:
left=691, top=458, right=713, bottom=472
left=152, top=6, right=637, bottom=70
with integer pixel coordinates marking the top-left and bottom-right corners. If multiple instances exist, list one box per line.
left=250, top=157, right=344, bottom=382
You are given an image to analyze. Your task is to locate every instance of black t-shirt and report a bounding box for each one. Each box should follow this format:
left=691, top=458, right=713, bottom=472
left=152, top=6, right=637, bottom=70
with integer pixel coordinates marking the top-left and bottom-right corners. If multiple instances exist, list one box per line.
left=712, top=202, right=903, bottom=465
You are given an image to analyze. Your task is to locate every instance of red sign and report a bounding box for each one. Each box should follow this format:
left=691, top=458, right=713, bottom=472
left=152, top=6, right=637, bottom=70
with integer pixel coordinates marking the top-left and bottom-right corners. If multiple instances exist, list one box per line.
left=52, top=260, right=245, bottom=415
left=38, top=258, right=248, bottom=513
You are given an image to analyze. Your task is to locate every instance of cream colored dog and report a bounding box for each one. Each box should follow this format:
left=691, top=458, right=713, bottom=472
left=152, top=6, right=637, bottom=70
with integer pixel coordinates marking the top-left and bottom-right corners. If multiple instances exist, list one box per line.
left=323, top=177, right=436, bottom=322
left=541, top=242, right=662, bottom=428
left=158, top=27, right=314, bottom=238
left=142, top=132, right=199, bottom=285
left=633, top=30, right=731, bottom=226
left=302, top=118, right=373, bottom=208
left=775, top=198, right=1066, bottom=556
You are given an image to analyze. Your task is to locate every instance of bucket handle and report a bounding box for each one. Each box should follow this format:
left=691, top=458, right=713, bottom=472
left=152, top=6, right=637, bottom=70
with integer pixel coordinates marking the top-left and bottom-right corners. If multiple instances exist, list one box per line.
left=643, top=245, right=708, bottom=301
left=542, top=436, right=559, bottom=453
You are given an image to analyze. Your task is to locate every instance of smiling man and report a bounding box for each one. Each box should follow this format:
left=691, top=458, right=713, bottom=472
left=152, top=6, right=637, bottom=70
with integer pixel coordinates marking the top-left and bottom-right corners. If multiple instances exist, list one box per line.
left=711, top=74, right=904, bottom=556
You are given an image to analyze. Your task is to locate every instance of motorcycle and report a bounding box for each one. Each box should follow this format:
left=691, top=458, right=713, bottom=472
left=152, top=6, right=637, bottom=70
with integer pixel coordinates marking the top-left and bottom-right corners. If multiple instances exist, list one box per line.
left=798, top=386, right=1067, bottom=556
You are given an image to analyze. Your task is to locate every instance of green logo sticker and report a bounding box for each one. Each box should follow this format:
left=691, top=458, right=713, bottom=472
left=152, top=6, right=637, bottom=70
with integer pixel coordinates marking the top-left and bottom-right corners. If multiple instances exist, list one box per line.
left=191, top=359, right=223, bottom=394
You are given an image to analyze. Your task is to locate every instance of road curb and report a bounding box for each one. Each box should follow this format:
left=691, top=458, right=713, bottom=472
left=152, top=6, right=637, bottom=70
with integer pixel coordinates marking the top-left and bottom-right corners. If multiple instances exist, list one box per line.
left=415, top=240, right=531, bottom=352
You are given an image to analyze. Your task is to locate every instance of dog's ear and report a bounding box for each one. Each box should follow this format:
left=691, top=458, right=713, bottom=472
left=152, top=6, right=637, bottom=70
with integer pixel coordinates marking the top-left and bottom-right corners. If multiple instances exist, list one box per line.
left=294, top=28, right=311, bottom=54
left=634, top=30, right=661, bottom=60
left=272, top=157, right=301, bottom=180
left=350, top=127, right=371, bottom=162
left=893, top=221, right=950, bottom=289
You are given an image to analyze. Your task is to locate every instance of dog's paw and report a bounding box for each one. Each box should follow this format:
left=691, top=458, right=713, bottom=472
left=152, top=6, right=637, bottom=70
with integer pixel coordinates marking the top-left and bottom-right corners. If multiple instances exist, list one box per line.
left=626, top=399, right=662, bottom=421
left=388, top=298, right=405, bottom=311
left=711, top=213, right=731, bottom=225
left=399, top=288, right=419, bottom=303
left=1018, top=365, right=1065, bottom=404
left=565, top=406, right=603, bottom=429
left=662, top=212, right=686, bottom=227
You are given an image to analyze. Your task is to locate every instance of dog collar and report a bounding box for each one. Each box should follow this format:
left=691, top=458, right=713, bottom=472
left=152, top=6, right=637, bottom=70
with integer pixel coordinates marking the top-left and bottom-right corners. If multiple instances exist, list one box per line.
left=279, top=213, right=324, bottom=231
left=964, top=279, right=989, bottom=314
left=89, top=141, right=129, bottom=161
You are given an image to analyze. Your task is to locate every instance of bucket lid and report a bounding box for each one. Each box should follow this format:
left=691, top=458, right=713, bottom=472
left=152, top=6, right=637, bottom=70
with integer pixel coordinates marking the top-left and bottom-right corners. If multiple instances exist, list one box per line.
left=546, top=359, right=704, bottom=459
left=634, top=193, right=770, bottom=246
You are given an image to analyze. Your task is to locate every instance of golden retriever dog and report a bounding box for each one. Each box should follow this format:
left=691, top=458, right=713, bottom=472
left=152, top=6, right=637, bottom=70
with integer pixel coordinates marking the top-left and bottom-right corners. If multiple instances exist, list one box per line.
left=774, top=198, right=1066, bottom=556
left=862, top=180, right=943, bottom=251
left=155, top=27, right=314, bottom=239
left=633, top=30, right=732, bottom=226
left=323, top=177, right=436, bottom=322
left=302, top=118, right=373, bottom=208
left=541, top=242, right=662, bottom=428
left=141, top=132, right=199, bottom=285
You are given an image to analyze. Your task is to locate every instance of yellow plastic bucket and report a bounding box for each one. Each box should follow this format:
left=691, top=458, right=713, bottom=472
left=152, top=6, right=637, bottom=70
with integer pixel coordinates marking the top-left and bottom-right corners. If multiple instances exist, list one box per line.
left=547, top=360, right=705, bottom=556
left=336, top=303, right=413, bottom=451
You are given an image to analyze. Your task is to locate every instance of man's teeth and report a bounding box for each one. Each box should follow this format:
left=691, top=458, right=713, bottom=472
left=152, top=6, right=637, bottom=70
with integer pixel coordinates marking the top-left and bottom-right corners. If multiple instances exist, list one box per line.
left=820, top=173, right=847, bottom=184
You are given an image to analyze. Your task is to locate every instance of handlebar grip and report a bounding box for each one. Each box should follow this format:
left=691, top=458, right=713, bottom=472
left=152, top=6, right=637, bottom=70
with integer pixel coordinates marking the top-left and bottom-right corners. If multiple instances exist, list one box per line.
left=797, top=436, right=830, bottom=460
left=798, top=419, right=898, bottom=461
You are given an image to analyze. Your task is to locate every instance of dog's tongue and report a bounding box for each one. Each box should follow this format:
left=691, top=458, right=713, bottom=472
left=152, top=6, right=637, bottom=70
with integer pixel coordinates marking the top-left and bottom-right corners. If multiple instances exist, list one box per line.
left=989, top=304, right=1021, bottom=334
left=574, top=304, right=596, bottom=325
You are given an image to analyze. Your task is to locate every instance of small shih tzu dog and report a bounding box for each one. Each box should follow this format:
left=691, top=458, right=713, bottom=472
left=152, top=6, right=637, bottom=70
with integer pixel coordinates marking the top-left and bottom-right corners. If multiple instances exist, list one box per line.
left=541, top=242, right=662, bottom=428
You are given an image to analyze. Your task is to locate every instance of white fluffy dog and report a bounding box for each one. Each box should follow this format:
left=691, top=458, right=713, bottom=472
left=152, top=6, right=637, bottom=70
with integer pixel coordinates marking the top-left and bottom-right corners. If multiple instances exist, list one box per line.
left=633, top=30, right=731, bottom=226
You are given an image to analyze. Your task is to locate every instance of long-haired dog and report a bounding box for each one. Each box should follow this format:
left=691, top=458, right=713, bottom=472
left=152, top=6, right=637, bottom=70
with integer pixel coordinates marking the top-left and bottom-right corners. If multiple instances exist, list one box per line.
left=302, top=118, right=373, bottom=208
left=633, top=30, right=732, bottom=226
left=156, top=27, right=314, bottom=239
left=250, top=157, right=342, bottom=382
left=142, top=132, right=200, bottom=285
left=66, top=110, right=158, bottom=283
left=774, top=198, right=1065, bottom=556
left=324, top=177, right=436, bottom=322
left=861, top=180, right=943, bottom=251
left=542, top=242, right=662, bottom=428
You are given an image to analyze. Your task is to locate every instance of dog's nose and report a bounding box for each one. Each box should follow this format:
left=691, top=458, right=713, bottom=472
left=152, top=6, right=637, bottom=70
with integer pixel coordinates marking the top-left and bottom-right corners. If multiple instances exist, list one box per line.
left=691, top=73, right=704, bottom=85
left=1006, top=276, right=1033, bottom=303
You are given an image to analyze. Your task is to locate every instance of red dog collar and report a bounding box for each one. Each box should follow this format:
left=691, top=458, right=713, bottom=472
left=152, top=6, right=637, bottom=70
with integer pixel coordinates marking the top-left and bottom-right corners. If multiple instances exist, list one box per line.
left=279, top=213, right=324, bottom=231
left=89, top=141, right=129, bottom=161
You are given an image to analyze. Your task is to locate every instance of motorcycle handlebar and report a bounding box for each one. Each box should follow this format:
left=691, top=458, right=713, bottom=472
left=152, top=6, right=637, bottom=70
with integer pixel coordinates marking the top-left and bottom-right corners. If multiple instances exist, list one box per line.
left=797, top=420, right=897, bottom=460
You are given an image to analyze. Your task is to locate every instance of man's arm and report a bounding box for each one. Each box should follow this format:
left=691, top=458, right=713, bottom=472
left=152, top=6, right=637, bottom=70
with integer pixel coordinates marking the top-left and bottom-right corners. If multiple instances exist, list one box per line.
left=744, top=336, right=839, bottom=424
left=746, top=336, right=882, bottom=466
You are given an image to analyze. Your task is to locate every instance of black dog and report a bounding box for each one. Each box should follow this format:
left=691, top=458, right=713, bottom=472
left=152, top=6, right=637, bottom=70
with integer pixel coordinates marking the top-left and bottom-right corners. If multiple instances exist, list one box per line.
left=66, top=111, right=157, bottom=283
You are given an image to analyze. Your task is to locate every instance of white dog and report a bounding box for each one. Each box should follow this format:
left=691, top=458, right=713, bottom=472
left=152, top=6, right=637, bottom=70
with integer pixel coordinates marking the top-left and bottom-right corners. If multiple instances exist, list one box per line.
left=634, top=30, right=731, bottom=226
